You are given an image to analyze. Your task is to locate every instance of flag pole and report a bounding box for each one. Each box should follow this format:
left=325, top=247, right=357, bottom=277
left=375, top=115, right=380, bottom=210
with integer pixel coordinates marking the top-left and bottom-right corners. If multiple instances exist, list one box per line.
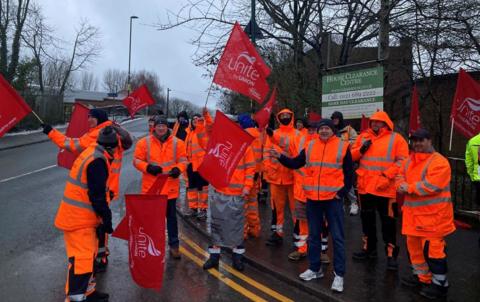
left=449, top=117, right=454, bottom=151
left=31, top=110, right=44, bottom=124
left=204, top=82, right=214, bottom=108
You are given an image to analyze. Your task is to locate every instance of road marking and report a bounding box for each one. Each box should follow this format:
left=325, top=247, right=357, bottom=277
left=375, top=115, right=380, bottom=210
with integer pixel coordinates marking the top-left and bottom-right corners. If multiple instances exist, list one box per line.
left=0, top=164, right=57, bottom=183
left=181, top=236, right=294, bottom=302
left=179, top=246, right=268, bottom=302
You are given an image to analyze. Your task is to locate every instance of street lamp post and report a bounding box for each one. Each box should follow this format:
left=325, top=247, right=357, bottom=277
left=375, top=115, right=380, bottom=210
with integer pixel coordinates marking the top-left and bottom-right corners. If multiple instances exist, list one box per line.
left=127, top=15, right=139, bottom=94
left=166, top=88, right=171, bottom=118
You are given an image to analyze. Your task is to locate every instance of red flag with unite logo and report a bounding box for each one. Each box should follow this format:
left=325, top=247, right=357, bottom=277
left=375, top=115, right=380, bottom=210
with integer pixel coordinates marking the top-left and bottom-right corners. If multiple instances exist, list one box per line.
left=254, top=87, right=276, bottom=129
left=122, top=84, right=156, bottom=118
left=0, top=74, right=32, bottom=137
left=450, top=69, right=480, bottom=138
left=213, top=22, right=271, bottom=103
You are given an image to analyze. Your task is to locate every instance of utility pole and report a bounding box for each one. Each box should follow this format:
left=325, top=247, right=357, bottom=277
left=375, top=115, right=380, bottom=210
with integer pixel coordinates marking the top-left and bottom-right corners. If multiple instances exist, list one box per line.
left=166, top=88, right=171, bottom=118
left=127, top=16, right=139, bottom=94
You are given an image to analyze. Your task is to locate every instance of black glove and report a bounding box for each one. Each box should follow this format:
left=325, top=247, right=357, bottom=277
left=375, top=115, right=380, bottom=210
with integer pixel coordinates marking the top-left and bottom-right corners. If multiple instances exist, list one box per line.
left=146, top=164, right=163, bottom=176
left=97, top=223, right=113, bottom=236
left=169, top=167, right=181, bottom=178
left=360, top=140, right=372, bottom=154
left=41, top=124, right=52, bottom=135
left=266, top=127, right=274, bottom=137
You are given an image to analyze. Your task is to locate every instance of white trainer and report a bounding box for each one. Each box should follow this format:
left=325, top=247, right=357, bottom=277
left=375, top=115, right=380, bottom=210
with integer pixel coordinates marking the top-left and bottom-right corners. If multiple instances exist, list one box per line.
left=349, top=202, right=359, bottom=216
left=299, top=269, right=324, bottom=281
left=331, top=273, right=344, bottom=292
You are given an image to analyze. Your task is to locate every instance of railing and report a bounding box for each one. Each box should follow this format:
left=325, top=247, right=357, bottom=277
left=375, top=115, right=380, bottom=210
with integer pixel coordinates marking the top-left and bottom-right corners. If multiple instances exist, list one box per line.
left=448, top=157, right=479, bottom=213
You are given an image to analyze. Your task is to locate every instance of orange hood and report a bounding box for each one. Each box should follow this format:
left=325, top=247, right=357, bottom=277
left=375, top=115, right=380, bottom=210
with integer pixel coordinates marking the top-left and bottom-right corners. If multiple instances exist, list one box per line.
left=276, top=108, right=294, bottom=129
left=370, top=111, right=394, bottom=130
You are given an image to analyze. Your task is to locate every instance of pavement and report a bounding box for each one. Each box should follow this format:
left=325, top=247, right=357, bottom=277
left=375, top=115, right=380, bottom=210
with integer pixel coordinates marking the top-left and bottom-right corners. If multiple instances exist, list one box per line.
left=2, top=127, right=480, bottom=302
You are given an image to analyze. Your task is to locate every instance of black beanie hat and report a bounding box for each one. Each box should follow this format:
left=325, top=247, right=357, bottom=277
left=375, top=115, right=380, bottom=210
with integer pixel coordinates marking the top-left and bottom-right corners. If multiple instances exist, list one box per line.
left=89, top=109, right=108, bottom=125
left=153, top=115, right=168, bottom=126
left=97, top=126, right=118, bottom=148
left=317, top=119, right=336, bottom=131
left=177, top=111, right=189, bottom=120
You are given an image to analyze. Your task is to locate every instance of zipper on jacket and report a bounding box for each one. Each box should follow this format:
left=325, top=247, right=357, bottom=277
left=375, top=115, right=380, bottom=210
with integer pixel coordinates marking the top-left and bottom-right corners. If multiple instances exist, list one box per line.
left=317, top=141, right=327, bottom=200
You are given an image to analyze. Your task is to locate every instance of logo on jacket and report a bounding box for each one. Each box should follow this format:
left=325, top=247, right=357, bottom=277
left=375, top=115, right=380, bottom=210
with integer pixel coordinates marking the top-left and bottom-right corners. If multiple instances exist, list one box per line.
left=209, top=141, right=233, bottom=168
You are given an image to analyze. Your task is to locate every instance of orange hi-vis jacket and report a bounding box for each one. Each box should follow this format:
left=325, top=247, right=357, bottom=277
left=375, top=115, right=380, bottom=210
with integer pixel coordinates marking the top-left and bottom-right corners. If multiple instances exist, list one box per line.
left=245, top=127, right=263, bottom=173
left=263, top=109, right=302, bottom=185
left=303, top=135, right=349, bottom=201
left=185, top=122, right=209, bottom=172
left=351, top=111, right=409, bottom=198
left=133, top=134, right=188, bottom=199
left=54, top=144, right=111, bottom=231
left=398, top=151, right=455, bottom=237
left=48, top=120, right=124, bottom=200
left=294, top=132, right=317, bottom=202
left=215, top=146, right=256, bottom=196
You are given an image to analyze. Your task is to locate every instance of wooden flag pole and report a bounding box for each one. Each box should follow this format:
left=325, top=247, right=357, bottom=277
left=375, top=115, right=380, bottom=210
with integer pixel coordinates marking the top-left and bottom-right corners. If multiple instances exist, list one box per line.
left=31, top=110, right=44, bottom=124
left=204, top=82, right=214, bottom=108
left=449, top=117, right=454, bottom=151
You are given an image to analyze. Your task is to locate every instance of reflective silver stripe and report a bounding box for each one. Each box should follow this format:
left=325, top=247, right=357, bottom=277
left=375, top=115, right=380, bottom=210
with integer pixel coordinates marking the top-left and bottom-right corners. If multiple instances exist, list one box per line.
left=237, top=162, right=256, bottom=169
left=362, top=156, right=389, bottom=162
left=253, top=148, right=262, bottom=153
left=208, top=247, right=220, bottom=254
left=306, top=162, right=342, bottom=168
left=336, top=139, right=345, bottom=163
left=386, top=133, right=396, bottom=162
left=112, top=159, right=122, bottom=164
left=228, top=183, right=244, bottom=189
left=298, top=136, right=306, bottom=152
left=172, top=137, right=178, bottom=163
left=305, top=140, right=315, bottom=167
left=432, top=274, right=448, bottom=286
left=73, top=138, right=81, bottom=151
left=67, top=176, right=88, bottom=189
left=302, top=185, right=343, bottom=192
left=245, top=175, right=254, bottom=179
left=403, top=197, right=451, bottom=208
left=64, top=138, right=74, bottom=152
left=197, top=132, right=206, bottom=139
left=146, top=135, right=151, bottom=163
left=296, top=170, right=305, bottom=176
left=412, top=262, right=428, bottom=269
left=111, top=168, right=121, bottom=174
left=62, top=196, right=95, bottom=212
left=359, top=163, right=387, bottom=171
left=98, top=247, right=106, bottom=253
left=422, top=180, right=443, bottom=192
left=416, top=182, right=429, bottom=196
left=68, top=294, right=86, bottom=301
left=414, top=269, right=430, bottom=275
left=284, top=135, right=291, bottom=154
left=191, top=149, right=204, bottom=155
left=233, top=248, right=245, bottom=254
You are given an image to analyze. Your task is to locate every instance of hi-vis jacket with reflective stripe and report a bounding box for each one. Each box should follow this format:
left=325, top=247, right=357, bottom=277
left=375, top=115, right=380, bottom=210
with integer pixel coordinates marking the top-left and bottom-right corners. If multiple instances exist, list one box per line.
left=294, top=133, right=317, bottom=202
left=303, top=136, right=349, bottom=201
left=54, top=144, right=111, bottom=231
left=185, top=122, right=209, bottom=172
left=397, top=152, right=455, bottom=237
left=133, top=134, right=188, bottom=199
left=245, top=127, right=263, bottom=173
left=465, top=133, right=480, bottom=182
left=215, top=146, right=256, bottom=196
left=263, top=109, right=302, bottom=185
left=48, top=120, right=124, bottom=200
left=351, top=111, right=409, bottom=198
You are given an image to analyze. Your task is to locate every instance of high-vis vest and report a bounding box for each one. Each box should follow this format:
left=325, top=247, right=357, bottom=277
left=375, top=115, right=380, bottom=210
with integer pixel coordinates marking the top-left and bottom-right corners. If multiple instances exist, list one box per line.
left=302, top=136, right=349, bottom=201
left=400, top=152, right=455, bottom=237
left=215, top=146, right=256, bottom=196
left=48, top=120, right=124, bottom=200
left=185, top=123, right=208, bottom=171
left=133, top=134, right=188, bottom=199
left=55, top=144, right=111, bottom=231
left=245, top=127, right=263, bottom=173
left=294, top=133, right=317, bottom=202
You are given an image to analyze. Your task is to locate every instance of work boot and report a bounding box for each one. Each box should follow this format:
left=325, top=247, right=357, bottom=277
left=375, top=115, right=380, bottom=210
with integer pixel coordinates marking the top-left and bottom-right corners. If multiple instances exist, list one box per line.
left=203, top=253, right=220, bottom=270
left=288, top=250, right=306, bottom=261
left=86, top=291, right=109, bottom=302
left=320, top=253, right=330, bottom=264
left=349, top=202, right=359, bottom=215
left=197, top=209, right=207, bottom=221
left=94, top=258, right=108, bottom=274
left=352, top=249, right=377, bottom=260
left=386, top=245, right=399, bottom=270
left=419, top=283, right=448, bottom=299
left=232, top=253, right=245, bottom=271
left=169, top=247, right=181, bottom=260
left=401, top=275, right=423, bottom=288
left=266, top=232, right=283, bottom=246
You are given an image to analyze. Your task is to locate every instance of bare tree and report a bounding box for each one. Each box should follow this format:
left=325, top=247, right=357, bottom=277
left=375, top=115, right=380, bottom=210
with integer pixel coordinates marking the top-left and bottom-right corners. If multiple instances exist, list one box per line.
left=169, top=97, right=202, bottom=117
left=103, top=68, right=127, bottom=93
left=77, top=71, right=98, bottom=91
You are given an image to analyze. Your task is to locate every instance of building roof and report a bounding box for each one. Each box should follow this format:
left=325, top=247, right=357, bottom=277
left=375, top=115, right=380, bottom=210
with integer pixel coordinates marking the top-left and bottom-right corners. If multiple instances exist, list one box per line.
left=63, top=89, right=127, bottom=104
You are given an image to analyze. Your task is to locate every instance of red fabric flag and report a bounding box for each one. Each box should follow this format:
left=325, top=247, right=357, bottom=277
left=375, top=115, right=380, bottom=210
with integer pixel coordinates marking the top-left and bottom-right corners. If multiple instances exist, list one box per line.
left=198, top=110, right=254, bottom=188
left=0, top=74, right=32, bottom=137
left=254, top=87, right=276, bottom=129
left=123, top=84, right=156, bottom=118
left=113, top=175, right=168, bottom=241
left=360, top=114, right=370, bottom=133
left=409, top=85, right=421, bottom=135
left=213, top=22, right=271, bottom=104
left=450, top=68, right=480, bottom=138
left=126, top=194, right=167, bottom=290
left=307, top=112, right=322, bottom=124
left=57, top=102, right=90, bottom=169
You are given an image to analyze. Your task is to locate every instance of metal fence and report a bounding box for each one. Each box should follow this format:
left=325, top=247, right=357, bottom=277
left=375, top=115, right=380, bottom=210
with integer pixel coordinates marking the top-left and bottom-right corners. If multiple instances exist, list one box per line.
left=448, top=157, right=479, bottom=213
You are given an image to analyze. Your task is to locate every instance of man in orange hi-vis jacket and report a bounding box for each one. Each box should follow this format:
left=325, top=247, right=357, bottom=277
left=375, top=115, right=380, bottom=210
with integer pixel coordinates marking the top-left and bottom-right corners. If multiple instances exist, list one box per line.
left=351, top=111, right=409, bottom=271
left=396, top=129, right=455, bottom=300
left=133, top=116, right=188, bottom=259
left=263, top=109, right=302, bottom=246
left=42, top=108, right=132, bottom=273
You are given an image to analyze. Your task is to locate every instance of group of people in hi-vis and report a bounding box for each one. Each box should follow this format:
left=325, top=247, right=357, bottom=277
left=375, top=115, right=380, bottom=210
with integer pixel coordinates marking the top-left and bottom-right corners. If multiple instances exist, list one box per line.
left=40, top=105, right=455, bottom=301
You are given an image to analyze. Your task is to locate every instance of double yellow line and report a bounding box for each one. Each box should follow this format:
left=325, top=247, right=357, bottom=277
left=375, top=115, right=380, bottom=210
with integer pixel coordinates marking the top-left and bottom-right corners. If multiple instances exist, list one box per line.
left=179, top=235, right=294, bottom=302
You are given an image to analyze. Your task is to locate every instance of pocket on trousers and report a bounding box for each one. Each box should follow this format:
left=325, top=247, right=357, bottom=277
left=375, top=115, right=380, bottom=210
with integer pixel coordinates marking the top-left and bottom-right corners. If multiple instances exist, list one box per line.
left=413, top=213, right=438, bottom=233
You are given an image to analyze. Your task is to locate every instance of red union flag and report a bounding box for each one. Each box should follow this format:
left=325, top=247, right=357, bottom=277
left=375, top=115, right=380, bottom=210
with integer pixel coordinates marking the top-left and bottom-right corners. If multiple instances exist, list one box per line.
left=254, top=87, right=276, bottom=129
left=213, top=22, right=271, bottom=103
left=57, top=102, right=90, bottom=169
left=409, top=85, right=421, bottom=135
left=360, top=114, right=370, bottom=133
left=0, top=74, right=32, bottom=137
left=123, top=84, right=156, bottom=118
left=126, top=194, right=167, bottom=290
left=308, top=112, right=322, bottom=123
left=451, top=68, right=480, bottom=138
left=198, top=110, right=254, bottom=188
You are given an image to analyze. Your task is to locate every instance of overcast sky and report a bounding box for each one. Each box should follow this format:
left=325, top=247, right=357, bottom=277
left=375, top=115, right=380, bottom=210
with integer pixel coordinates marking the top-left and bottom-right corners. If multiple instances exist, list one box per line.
left=41, top=0, right=216, bottom=108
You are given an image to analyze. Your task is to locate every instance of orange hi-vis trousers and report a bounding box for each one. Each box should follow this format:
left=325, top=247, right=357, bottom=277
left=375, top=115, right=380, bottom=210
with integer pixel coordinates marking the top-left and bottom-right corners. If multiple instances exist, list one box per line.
left=244, top=182, right=261, bottom=238
left=64, top=228, right=98, bottom=302
left=187, top=186, right=208, bottom=210
left=406, top=236, right=448, bottom=286
left=270, top=184, right=295, bottom=236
